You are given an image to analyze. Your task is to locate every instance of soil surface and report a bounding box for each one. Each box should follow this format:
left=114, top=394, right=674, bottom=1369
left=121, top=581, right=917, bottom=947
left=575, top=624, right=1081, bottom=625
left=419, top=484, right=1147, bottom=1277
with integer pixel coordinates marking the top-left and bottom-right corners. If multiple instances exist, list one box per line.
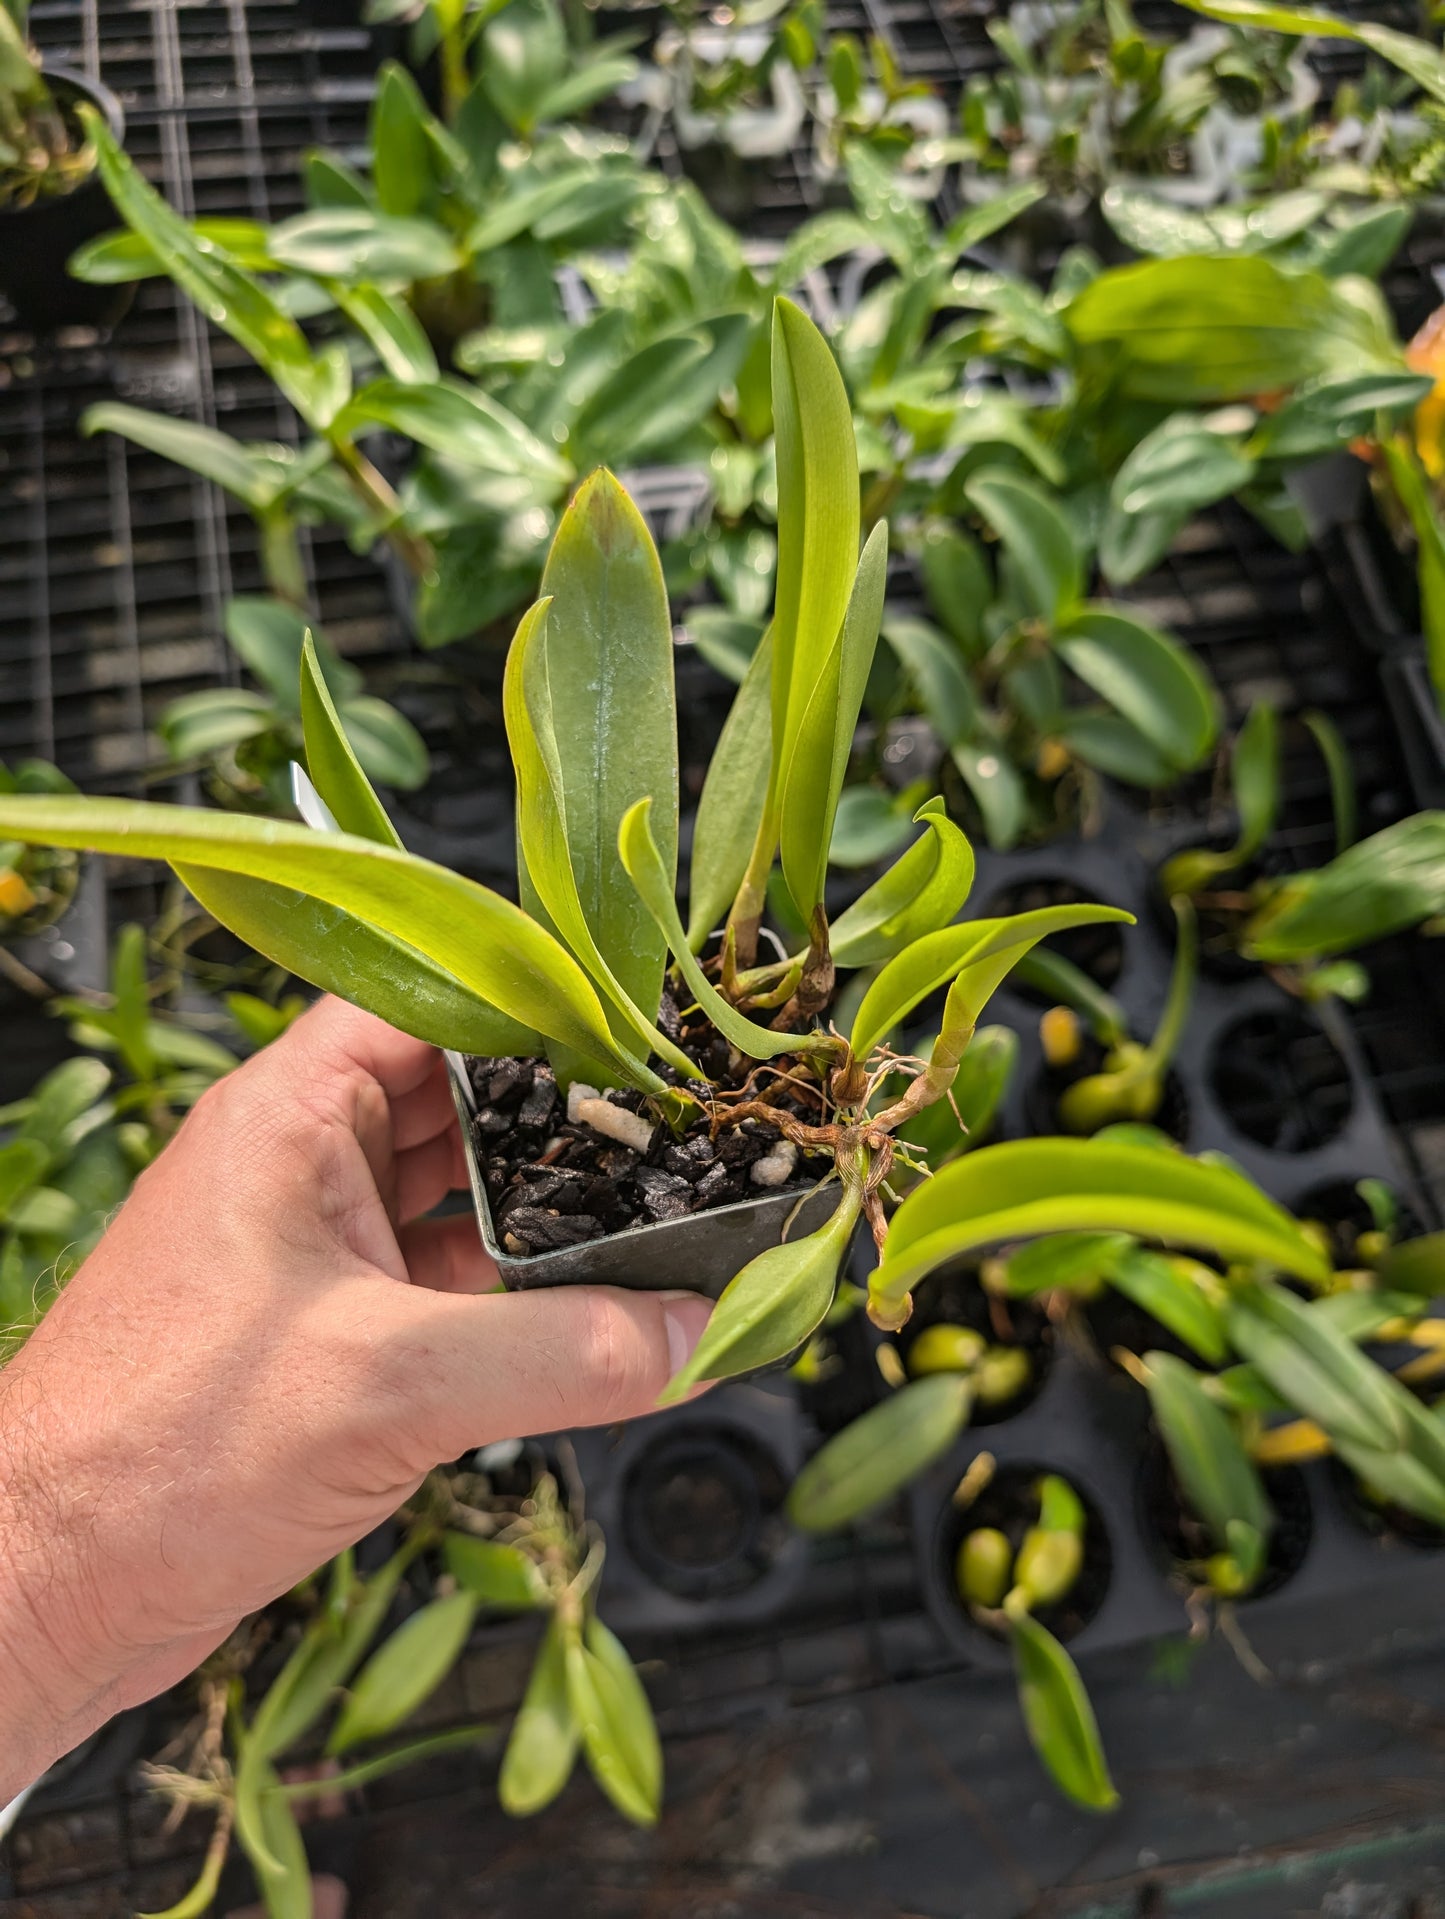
left=466, top=989, right=820, bottom=1255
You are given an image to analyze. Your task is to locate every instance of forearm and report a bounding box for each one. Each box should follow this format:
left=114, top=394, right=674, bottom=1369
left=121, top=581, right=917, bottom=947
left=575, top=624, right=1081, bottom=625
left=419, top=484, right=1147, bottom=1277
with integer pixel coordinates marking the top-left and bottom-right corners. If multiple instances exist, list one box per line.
left=0, top=1351, right=218, bottom=1801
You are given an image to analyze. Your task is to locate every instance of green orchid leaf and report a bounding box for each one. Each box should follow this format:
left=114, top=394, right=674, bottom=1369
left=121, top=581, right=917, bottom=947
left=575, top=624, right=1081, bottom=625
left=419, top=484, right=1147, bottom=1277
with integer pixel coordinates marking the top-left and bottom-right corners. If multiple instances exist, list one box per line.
left=371, top=61, right=432, bottom=216
left=1382, top=439, right=1445, bottom=711
left=787, top=1375, right=973, bottom=1532
left=918, top=524, right=990, bottom=660
left=618, top=797, right=838, bottom=1068
left=1172, top=0, right=1445, bottom=103
left=569, top=315, right=751, bottom=470
left=828, top=787, right=919, bottom=869
left=301, top=635, right=403, bottom=848
left=869, top=1139, right=1331, bottom=1331
left=769, top=211, right=874, bottom=292
left=994, top=1231, right=1137, bottom=1298
left=1254, top=372, right=1431, bottom=462
left=660, top=1186, right=862, bottom=1402
left=1334, top=1425, right=1445, bottom=1530
left=444, top=1534, right=549, bottom=1611
left=780, top=522, right=888, bottom=924
left=332, top=283, right=439, bottom=384
left=830, top=799, right=975, bottom=968
left=465, top=167, right=605, bottom=253
left=850, top=905, right=1134, bottom=1064
left=1160, top=700, right=1279, bottom=897
left=303, top=148, right=373, bottom=210
left=566, top=1616, right=662, bottom=1828
left=267, top=208, right=460, bottom=282
left=1066, top=255, right=1400, bottom=405
left=506, top=601, right=695, bottom=1081
left=1225, top=1281, right=1412, bottom=1455
left=1055, top=712, right=1181, bottom=788
left=1302, top=709, right=1357, bottom=856
left=500, top=1616, right=580, bottom=1817
left=0, top=1140, right=50, bottom=1223
left=0, top=795, right=641, bottom=1082
left=13, top=1057, right=111, bottom=1156
left=1099, top=183, right=1325, bottom=258
left=237, top=1757, right=312, bottom=1918
left=1378, top=1231, right=1445, bottom=1298
left=943, top=181, right=1049, bottom=256
left=1009, top=1610, right=1118, bottom=1812
left=1109, top=1250, right=1229, bottom=1365
left=951, top=737, right=1031, bottom=851
left=882, top=615, right=980, bottom=746
left=80, top=403, right=277, bottom=512
left=1053, top=608, right=1219, bottom=772
left=686, top=630, right=774, bottom=952
left=328, top=1589, right=478, bottom=1753
left=769, top=297, right=861, bottom=824
left=525, top=471, right=678, bottom=1032
left=160, top=689, right=272, bottom=761
left=185, top=861, right=541, bottom=1060
left=1142, top=1350, right=1273, bottom=1560
left=228, top=597, right=358, bottom=711
left=964, top=469, right=1082, bottom=626
left=81, top=112, right=338, bottom=430
left=1244, top=813, right=1445, bottom=962
left=69, top=217, right=277, bottom=283
left=337, top=696, right=429, bottom=794
left=1108, top=413, right=1255, bottom=523
left=337, top=377, right=569, bottom=486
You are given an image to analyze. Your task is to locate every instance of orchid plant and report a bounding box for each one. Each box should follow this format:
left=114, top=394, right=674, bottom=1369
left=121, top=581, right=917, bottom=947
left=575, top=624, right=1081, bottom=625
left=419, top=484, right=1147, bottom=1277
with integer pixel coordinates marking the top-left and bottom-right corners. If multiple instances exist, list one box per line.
left=0, top=300, right=1336, bottom=1396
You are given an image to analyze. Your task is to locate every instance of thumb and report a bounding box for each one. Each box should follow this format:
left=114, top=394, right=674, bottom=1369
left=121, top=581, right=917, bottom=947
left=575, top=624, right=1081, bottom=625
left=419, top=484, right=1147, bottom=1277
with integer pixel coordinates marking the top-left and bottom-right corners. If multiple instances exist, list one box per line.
left=387, top=1284, right=715, bottom=1464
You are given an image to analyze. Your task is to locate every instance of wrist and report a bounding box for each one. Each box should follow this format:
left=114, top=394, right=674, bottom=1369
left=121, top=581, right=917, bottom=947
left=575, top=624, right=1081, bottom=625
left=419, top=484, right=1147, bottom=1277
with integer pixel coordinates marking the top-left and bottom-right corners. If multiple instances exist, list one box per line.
left=0, top=1357, right=156, bottom=1800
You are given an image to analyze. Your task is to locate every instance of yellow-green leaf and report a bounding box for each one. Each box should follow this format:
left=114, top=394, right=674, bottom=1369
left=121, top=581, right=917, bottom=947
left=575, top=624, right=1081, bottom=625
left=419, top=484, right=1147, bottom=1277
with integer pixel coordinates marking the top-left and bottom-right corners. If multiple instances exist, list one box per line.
left=1009, top=1610, right=1118, bottom=1812
left=787, top=1375, right=973, bottom=1532
left=686, top=629, right=774, bottom=951
left=500, top=1617, right=580, bottom=1817
left=660, top=1185, right=861, bottom=1402
left=328, top=1590, right=478, bottom=1753
left=566, top=1617, right=662, bottom=1828
left=829, top=799, right=976, bottom=968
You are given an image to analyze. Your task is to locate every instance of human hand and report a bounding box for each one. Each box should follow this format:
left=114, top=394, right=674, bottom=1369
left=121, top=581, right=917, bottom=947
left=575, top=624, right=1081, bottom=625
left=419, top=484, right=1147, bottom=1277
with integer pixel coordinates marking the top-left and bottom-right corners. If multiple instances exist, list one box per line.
left=0, top=997, right=713, bottom=1799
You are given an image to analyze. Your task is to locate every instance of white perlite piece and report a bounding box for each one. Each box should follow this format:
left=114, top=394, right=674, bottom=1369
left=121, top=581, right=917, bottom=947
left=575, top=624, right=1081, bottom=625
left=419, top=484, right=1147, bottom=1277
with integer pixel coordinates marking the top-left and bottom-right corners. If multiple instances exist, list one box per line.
left=750, top=1139, right=798, bottom=1188
left=570, top=1088, right=656, bottom=1155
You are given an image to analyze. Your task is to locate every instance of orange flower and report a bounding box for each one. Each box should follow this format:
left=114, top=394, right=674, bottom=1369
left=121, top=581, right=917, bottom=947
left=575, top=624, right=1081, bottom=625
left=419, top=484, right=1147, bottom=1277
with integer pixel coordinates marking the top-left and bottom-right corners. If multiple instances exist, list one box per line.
left=1407, top=306, right=1445, bottom=480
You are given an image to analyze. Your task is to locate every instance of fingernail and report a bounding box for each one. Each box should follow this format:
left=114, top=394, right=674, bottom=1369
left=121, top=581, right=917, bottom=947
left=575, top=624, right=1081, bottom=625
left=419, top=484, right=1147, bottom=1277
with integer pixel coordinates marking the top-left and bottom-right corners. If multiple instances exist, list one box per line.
left=661, top=1292, right=713, bottom=1374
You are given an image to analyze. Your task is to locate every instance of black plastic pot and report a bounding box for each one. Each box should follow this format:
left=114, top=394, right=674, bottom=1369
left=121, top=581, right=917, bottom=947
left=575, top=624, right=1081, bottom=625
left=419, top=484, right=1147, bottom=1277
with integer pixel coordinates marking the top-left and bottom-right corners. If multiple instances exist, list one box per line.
left=447, top=1054, right=839, bottom=1297
left=569, top=1378, right=810, bottom=1633
left=0, top=66, right=133, bottom=335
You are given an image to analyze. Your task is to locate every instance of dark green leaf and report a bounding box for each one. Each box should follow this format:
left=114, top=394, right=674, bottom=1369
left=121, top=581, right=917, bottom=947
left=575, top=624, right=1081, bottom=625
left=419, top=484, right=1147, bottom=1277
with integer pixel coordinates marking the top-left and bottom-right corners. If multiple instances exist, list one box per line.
left=1053, top=607, right=1219, bottom=771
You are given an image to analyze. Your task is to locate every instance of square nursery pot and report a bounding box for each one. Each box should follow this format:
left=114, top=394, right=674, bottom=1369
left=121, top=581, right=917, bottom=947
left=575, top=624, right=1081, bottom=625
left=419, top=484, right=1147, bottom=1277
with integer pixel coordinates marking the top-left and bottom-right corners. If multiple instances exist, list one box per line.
left=446, top=1053, right=839, bottom=1297
left=0, top=66, right=134, bottom=334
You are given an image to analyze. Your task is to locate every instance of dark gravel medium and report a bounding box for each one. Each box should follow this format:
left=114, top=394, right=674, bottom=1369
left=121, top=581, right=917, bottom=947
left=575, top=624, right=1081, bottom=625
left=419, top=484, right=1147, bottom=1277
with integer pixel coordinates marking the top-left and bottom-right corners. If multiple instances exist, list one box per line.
left=465, top=1028, right=819, bottom=1255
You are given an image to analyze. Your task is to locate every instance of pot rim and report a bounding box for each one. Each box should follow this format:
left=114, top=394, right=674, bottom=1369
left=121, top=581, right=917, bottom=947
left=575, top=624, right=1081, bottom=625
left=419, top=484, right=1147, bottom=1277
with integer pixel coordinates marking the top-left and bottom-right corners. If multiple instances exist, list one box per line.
left=0, top=61, right=125, bottom=219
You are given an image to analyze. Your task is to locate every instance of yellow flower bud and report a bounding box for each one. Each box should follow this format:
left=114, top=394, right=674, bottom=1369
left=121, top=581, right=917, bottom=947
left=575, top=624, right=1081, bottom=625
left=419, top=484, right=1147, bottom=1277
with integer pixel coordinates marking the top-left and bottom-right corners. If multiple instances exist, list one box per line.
left=1040, top=1004, right=1082, bottom=1068
left=1036, top=737, right=1071, bottom=781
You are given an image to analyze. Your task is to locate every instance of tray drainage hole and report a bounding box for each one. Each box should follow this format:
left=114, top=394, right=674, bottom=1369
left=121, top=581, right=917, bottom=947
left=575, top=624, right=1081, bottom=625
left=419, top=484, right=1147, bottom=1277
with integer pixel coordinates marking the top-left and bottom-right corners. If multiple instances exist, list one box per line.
left=937, top=1463, right=1112, bottom=1647
left=898, top=1261, right=1052, bottom=1425
left=1209, top=1008, right=1354, bottom=1151
left=1328, top=1454, right=1445, bottom=1552
left=1024, top=1037, right=1191, bottom=1146
left=621, top=1425, right=789, bottom=1601
left=1140, top=1444, right=1313, bottom=1601
left=983, top=878, right=1128, bottom=1003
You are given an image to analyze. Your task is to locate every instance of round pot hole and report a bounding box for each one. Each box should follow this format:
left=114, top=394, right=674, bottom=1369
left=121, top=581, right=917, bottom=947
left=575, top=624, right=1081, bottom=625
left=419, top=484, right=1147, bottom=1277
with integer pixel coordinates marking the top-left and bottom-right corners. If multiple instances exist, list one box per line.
left=1140, top=1443, right=1313, bottom=1602
left=1023, top=1035, right=1192, bottom=1145
left=984, top=877, right=1128, bottom=1003
left=1209, top=1007, right=1354, bottom=1152
left=936, top=1463, right=1112, bottom=1648
left=621, top=1423, right=791, bottom=1602
left=898, top=1260, right=1053, bottom=1425
left=1329, top=1455, right=1445, bottom=1552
